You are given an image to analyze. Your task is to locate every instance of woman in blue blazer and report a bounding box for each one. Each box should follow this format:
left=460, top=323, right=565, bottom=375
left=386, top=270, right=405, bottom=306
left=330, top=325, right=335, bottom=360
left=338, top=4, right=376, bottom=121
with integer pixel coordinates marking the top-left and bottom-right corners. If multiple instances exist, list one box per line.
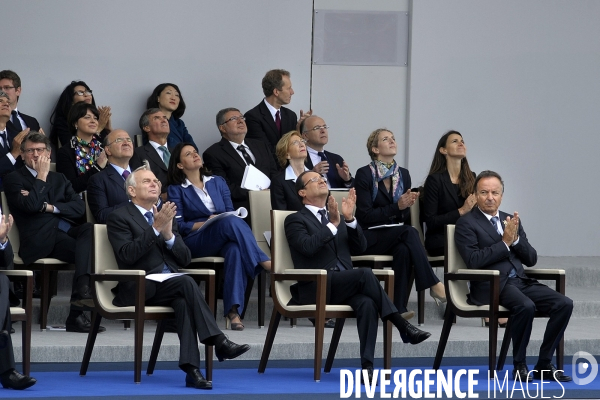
left=167, top=143, right=270, bottom=331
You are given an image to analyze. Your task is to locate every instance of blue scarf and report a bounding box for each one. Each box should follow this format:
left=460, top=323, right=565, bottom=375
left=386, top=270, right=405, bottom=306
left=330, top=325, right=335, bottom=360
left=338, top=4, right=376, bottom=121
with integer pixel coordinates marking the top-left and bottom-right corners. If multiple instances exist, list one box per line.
left=369, top=160, right=403, bottom=202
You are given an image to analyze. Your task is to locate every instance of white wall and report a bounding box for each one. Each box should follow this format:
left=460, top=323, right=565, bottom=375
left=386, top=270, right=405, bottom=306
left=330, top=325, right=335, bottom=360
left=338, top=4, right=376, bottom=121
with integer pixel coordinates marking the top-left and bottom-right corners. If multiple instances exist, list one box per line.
left=408, top=0, right=600, bottom=255
left=5, top=0, right=313, bottom=154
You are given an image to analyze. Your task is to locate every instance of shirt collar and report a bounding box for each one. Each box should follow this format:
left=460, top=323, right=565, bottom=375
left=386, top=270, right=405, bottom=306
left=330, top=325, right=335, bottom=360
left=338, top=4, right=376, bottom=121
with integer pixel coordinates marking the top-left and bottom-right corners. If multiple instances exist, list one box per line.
left=181, top=176, right=213, bottom=188
left=263, top=98, right=280, bottom=120
left=109, top=163, right=130, bottom=177
left=479, top=208, right=500, bottom=221
left=284, top=164, right=309, bottom=181
left=305, top=204, right=326, bottom=221
left=229, top=140, right=247, bottom=149
left=134, top=203, right=152, bottom=215
left=26, top=165, right=37, bottom=177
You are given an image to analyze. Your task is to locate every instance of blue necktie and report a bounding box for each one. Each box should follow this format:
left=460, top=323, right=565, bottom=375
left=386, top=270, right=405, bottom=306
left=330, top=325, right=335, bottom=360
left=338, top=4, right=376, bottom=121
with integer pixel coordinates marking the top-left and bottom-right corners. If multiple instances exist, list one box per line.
left=491, top=216, right=517, bottom=278
left=145, top=211, right=171, bottom=274
left=318, top=209, right=329, bottom=227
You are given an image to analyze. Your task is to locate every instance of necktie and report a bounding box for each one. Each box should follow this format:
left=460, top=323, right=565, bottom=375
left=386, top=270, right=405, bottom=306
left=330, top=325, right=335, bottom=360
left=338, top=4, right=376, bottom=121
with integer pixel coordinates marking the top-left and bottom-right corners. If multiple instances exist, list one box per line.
left=491, top=216, right=517, bottom=277
left=318, top=209, right=329, bottom=227
left=11, top=110, right=23, bottom=133
left=122, top=170, right=130, bottom=180
left=275, top=110, right=281, bottom=133
left=0, top=130, right=7, bottom=149
left=145, top=211, right=171, bottom=273
left=158, top=145, right=170, bottom=166
left=237, top=145, right=255, bottom=166
left=317, top=151, right=327, bottom=162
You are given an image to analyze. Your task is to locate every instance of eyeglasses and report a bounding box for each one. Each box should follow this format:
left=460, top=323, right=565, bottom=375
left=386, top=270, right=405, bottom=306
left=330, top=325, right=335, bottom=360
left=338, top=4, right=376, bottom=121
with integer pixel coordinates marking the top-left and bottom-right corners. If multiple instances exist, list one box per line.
left=220, top=115, right=245, bottom=125
left=107, top=137, right=133, bottom=146
left=24, top=147, right=49, bottom=155
left=74, top=90, right=93, bottom=96
left=301, top=175, right=327, bottom=188
left=303, top=125, right=329, bottom=133
left=290, top=139, right=307, bottom=147
left=0, top=86, right=15, bottom=91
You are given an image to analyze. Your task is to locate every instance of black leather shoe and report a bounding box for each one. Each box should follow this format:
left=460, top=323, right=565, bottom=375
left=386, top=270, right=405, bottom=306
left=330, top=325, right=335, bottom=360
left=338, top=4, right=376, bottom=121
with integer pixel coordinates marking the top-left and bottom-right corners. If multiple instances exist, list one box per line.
left=66, top=313, right=106, bottom=333
left=513, top=363, right=533, bottom=382
left=361, top=367, right=378, bottom=386
left=308, top=318, right=336, bottom=328
left=215, top=337, right=250, bottom=362
left=70, top=286, right=95, bottom=308
left=0, top=369, right=36, bottom=390
left=185, top=368, right=212, bottom=390
left=533, top=363, right=572, bottom=382
left=399, top=323, right=431, bottom=345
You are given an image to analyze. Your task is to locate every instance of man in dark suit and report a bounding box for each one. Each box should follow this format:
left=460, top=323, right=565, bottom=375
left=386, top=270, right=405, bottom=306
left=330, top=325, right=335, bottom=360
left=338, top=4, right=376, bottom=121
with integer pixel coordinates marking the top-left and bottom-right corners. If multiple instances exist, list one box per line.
left=0, top=70, right=40, bottom=140
left=107, top=166, right=249, bottom=390
left=301, top=115, right=354, bottom=189
left=0, top=90, right=29, bottom=191
left=0, top=214, right=36, bottom=390
left=285, top=171, right=430, bottom=384
left=245, top=69, right=310, bottom=165
left=203, top=107, right=278, bottom=225
left=455, top=170, right=573, bottom=383
left=3, top=132, right=102, bottom=333
left=87, top=129, right=134, bottom=223
left=130, top=109, right=170, bottom=200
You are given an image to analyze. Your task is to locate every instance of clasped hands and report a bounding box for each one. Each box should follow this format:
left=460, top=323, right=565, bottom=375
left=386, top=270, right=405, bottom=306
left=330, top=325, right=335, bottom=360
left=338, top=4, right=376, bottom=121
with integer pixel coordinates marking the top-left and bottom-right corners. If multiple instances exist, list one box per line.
left=327, top=188, right=356, bottom=227
left=313, top=160, right=351, bottom=182
left=152, top=201, right=177, bottom=241
left=502, top=211, right=520, bottom=246
left=397, top=189, right=418, bottom=210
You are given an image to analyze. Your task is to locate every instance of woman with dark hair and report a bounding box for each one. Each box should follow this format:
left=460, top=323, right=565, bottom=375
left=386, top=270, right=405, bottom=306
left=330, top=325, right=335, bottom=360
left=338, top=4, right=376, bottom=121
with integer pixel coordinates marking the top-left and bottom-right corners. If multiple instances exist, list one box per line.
left=422, top=130, right=476, bottom=257
left=167, top=143, right=270, bottom=331
left=270, top=130, right=309, bottom=211
left=49, top=81, right=111, bottom=147
left=146, top=83, right=197, bottom=149
left=56, top=102, right=107, bottom=193
left=354, top=128, right=446, bottom=316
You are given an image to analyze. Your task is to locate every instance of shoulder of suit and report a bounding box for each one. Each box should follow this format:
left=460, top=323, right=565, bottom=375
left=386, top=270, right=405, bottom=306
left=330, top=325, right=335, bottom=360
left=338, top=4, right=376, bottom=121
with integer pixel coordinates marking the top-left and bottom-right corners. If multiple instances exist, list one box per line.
left=281, top=106, right=297, bottom=118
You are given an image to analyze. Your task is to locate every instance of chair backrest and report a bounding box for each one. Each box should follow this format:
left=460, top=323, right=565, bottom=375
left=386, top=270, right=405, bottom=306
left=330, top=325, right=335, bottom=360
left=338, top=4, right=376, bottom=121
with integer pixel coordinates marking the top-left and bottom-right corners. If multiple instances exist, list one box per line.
left=83, top=191, right=97, bottom=223
left=271, top=210, right=295, bottom=306
left=92, top=224, right=120, bottom=310
left=50, top=163, right=56, bottom=172
left=328, top=189, right=357, bottom=213
left=135, top=134, right=143, bottom=147
left=1, top=192, right=21, bottom=255
left=248, top=190, right=272, bottom=255
left=445, top=224, right=470, bottom=307
left=410, top=200, right=425, bottom=244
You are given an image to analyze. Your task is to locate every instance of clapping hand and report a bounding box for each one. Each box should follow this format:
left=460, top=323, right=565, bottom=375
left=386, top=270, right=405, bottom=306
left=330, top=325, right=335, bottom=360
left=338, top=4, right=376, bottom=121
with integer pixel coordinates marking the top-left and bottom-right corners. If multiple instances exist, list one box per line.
left=397, top=189, right=418, bottom=210
left=341, top=188, right=356, bottom=221
left=502, top=212, right=520, bottom=246
left=152, top=202, right=177, bottom=240
left=0, top=214, right=13, bottom=244
left=335, top=161, right=351, bottom=182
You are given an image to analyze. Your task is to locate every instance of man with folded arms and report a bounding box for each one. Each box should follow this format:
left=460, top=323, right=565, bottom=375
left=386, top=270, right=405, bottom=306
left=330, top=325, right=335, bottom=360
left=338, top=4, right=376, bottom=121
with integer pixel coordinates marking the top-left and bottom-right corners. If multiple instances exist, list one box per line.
left=455, top=170, right=573, bottom=383
left=0, top=214, right=36, bottom=390
left=285, top=171, right=430, bottom=385
left=107, top=165, right=250, bottom=390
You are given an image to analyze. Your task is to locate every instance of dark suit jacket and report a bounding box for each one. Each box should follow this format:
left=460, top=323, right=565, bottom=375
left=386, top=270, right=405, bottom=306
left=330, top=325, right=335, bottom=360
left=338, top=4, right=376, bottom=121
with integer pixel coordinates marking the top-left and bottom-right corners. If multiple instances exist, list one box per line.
left=4, top=167, right=85, bottom=265
left=284, top=207, right=367, bottom=305
left=270, top=171, right=303, bottom=211
left=422, top=171, right=475, bottom=254
left=0, top=111, right=35, bottom=189
left=354, top=165, right=412, bottom=229
left=56, top=140, right=104, bottom=194
left=130, top=143, right=168, bottom=194
left=6, top=112, right=39, bottom=138
left=106, top=202, right=191, bottom=306
left=87, top=164, right=130, bottom=223
left=454, top=208, right=537, bottom=305
left=244, top=101, right=297, bottom=164
left=202, top=137, right=278, bottom=212
left=305, top=149, right=354, bottom=189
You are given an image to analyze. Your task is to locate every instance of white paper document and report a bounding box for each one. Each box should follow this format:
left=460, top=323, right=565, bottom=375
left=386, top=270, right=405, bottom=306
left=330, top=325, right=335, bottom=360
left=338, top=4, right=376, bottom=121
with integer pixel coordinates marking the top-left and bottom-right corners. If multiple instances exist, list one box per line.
left=199, top=207, right=248, bottom=231
left=368, top=223, right=404, bottom=230
left=146, top=273, right=186, bottom=282
left=241, top=164, right=271, bottom=190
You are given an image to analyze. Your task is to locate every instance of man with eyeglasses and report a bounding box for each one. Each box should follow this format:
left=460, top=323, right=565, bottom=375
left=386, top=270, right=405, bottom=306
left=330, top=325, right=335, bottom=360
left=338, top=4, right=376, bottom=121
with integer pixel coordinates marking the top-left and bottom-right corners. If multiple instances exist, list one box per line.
left=3, top=132, right=105, bottom=333
left=245, top=69, right=311, bottom=166
left=284, top=171, right=430, bottom=385
left=0, top=70, right=40, bottom=145
left=203, top=107, right=278, bottom=226
left=301, top=115, right=354, bottom=189
left=130, top=109, right=171, bottom=200
left=87, top=129, right=135, bottom=223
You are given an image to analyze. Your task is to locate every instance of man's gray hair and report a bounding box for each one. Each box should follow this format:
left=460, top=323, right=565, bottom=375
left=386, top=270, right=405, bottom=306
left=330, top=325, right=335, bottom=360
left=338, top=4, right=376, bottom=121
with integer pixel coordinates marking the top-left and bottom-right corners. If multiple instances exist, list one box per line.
left=0, top=91, right=8, bottom=101
left=124, top=160, right=151, bottom=199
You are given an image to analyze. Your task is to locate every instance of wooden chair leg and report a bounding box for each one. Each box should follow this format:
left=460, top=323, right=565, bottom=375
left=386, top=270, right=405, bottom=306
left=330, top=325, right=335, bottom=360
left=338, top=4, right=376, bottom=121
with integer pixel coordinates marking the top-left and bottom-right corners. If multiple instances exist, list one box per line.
left=325, top=318, right=346, bottom=372
left=383, top=319, right=392, bottom=369
left=418, top=290, right=425, bottom=325
left=123, top=320, right=131, bottom=330
left=488, top=314, right=498, bottom=378
left=40, top=269, right=51, bottom=331
left=258, top=308, right=281, bottom=373
left=258, top=270, right=266, bottom=328
left=497, top=319, right=512, bottom=370
left=314, top=316, right=325, bottom=382
left=557, top=337, right=564, bottom=370
left=80, top=311, right=102, bottom=376
left=147, top=320, right=166, bottom=376
left=134, top=318, right=144, bottom=383
left=240, top=276, right=254, bottom=320
left=21, top=319, right=30, bottom=376
left=433, top=310, right=455, bottom=369
left=205, top=345, right=213, bottom=381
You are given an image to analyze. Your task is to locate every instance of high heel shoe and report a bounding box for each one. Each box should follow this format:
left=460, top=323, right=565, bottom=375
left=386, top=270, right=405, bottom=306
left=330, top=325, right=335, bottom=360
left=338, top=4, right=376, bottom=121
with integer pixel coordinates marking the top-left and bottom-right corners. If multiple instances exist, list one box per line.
left=429, top=287, right=447, bottom=306
left=225, top=312, right=244, bottom=331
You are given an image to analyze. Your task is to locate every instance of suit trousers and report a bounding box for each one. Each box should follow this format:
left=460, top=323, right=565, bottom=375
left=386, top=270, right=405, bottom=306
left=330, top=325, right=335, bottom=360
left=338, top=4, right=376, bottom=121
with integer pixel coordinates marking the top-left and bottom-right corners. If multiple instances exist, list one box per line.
left=328, top=268, right=397, bottom=366
left=499, top=277, right=573, bottom=366
left=47, top=222, right=93, bottom=290
left=146, top=275, right=222, bottom=370
left=0, top=274, right=15, bottom=375
left=363, top=225, right=439, bottom=312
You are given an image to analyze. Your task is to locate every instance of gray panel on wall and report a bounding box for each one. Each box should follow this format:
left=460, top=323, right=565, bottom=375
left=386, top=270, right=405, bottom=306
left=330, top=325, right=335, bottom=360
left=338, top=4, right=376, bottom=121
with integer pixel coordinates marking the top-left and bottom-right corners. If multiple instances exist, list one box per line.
left=313, top=10, right=409, bottom=66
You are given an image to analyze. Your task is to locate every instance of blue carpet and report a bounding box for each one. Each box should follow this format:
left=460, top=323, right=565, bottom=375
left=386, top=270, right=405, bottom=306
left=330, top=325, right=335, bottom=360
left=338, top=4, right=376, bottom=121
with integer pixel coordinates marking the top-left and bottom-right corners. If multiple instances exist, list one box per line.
left=1, top=359, right=598, bottom=399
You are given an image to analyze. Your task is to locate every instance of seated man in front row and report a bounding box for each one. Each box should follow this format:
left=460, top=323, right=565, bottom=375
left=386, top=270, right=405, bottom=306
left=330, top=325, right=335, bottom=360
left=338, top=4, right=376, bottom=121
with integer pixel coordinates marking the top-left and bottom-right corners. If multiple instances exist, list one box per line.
left=284, top=171, right=430, bottom=384
left=106, top=165, right=249, bottom=390
left=0, top=214, right=36, bottom=390
left=455, top=170, right=573, bottom=383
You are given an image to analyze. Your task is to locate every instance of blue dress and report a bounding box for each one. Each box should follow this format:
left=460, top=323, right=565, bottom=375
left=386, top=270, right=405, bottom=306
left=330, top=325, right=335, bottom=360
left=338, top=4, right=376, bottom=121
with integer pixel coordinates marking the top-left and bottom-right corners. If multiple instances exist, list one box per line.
left=167, top=175, right=268, bottom=316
